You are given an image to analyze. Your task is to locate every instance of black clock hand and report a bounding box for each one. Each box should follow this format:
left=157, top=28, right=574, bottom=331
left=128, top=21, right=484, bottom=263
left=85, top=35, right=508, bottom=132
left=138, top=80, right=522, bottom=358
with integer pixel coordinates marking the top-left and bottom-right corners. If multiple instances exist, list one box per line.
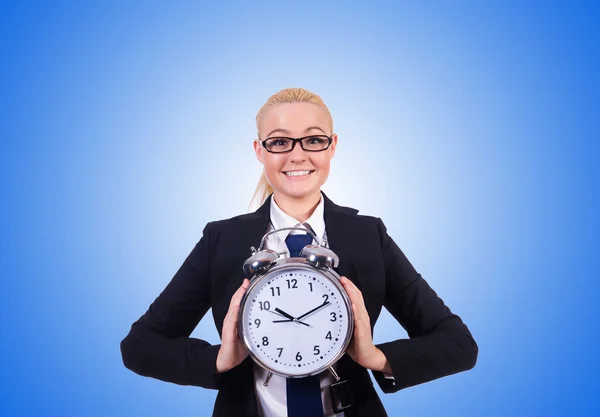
left=274, top=307, right=296, bottom=321
left=296, top=301, right=331, bottom=320
left=273, top=307, right=311, bottom=327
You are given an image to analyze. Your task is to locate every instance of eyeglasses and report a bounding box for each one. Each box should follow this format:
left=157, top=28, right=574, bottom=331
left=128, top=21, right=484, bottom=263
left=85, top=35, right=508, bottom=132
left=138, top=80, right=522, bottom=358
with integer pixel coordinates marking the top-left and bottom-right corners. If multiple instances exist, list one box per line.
left=260, top=135, right=333, bottom=154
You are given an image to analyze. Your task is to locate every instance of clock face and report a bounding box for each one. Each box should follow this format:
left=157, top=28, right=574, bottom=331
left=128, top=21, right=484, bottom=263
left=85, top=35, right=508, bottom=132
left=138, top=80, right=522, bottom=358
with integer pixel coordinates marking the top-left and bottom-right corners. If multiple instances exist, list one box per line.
left=240, top=264, right=352, bottom=377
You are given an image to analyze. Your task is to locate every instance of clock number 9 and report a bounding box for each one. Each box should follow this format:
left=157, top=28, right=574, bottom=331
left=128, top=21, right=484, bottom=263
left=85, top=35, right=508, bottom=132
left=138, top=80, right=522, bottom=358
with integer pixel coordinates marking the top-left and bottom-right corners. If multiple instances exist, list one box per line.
left=254, top=319, right=261, bottom=328
left=259, top=301, right=271, bottom=311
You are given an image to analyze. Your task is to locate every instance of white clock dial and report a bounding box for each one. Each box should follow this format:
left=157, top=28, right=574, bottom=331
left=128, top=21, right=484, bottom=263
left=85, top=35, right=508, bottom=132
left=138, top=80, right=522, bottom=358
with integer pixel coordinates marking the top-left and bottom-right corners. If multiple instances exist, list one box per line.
left=241, top=265, right=351, bottom=377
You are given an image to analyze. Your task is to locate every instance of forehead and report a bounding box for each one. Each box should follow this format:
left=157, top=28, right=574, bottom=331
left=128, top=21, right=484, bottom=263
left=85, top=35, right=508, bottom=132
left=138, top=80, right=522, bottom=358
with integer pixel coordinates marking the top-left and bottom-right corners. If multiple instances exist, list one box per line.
left=259, top=102, right=331, bottom=137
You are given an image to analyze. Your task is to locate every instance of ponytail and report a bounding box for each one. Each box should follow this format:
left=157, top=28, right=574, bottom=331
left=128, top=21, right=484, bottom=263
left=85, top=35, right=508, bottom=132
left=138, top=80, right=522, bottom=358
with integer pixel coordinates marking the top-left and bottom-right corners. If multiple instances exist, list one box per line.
left=249, top=170, right=273, bottom=210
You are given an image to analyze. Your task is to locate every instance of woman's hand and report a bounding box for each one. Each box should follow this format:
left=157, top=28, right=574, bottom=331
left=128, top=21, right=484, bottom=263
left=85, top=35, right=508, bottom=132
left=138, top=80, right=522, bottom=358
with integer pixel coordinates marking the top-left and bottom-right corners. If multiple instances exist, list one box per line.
left=340, top=276, right=392, bottom=374
left=216, top=279, right=250, bottom=373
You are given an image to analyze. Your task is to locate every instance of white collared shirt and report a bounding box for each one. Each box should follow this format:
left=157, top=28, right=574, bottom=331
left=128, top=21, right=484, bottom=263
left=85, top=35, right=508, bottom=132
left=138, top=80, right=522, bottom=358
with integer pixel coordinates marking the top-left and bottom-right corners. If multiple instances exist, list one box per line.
left=253, top=193, right=344, bottom=417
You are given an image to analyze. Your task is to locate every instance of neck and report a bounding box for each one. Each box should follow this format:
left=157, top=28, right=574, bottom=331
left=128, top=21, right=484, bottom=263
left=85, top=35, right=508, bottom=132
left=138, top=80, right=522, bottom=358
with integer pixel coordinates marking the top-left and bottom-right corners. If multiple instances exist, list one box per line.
left=272, top=191, right=321, bottom=223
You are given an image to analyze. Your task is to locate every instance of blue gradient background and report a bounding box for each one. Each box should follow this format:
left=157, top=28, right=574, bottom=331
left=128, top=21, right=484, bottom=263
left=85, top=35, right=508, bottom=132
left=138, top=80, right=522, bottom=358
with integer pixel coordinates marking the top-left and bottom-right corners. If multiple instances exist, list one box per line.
left=1, top=2, right=598, bottom=416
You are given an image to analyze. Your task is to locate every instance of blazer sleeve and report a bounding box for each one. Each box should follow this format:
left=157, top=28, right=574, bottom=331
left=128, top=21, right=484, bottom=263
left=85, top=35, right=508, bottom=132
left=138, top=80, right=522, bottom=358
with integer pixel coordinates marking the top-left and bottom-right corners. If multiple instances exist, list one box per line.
left=371, top=218, right=479, bottom=393
left=120, top=222, right=224, bottom=390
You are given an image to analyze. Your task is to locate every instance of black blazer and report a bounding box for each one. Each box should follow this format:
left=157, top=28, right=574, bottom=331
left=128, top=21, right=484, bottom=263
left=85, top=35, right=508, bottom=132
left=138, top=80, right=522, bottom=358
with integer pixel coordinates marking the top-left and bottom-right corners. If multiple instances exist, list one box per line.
left=120, top=193, right=478, bottom=417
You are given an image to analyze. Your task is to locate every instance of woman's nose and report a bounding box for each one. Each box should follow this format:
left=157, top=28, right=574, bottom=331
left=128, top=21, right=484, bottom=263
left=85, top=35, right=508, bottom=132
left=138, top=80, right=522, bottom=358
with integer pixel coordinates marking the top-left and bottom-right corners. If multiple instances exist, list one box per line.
left=288, top=141, right=307, bottom=161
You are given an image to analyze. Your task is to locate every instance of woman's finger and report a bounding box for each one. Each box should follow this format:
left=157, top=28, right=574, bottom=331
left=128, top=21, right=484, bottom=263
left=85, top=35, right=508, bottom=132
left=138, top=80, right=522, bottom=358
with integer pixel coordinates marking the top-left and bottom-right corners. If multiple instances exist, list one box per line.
left=229, top=279, right=250, bottom=308
left=340, top=276, right=364, bottom=308
left=223, top=279, right=250, bottom=336
left=341, top=277, right=371, bottom=328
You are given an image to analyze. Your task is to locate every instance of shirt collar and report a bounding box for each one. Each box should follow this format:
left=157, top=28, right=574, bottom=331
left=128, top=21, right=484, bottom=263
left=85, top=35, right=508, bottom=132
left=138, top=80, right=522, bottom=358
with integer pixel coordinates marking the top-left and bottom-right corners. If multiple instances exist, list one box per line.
left=270, top=192, right=326, bottom=243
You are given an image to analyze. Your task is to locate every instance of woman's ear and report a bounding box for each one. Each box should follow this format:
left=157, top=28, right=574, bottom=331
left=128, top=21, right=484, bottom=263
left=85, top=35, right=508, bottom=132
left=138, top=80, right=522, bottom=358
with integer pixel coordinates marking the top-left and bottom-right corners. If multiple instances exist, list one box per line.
left=329, top=133, right=338, bottom=158
left=253, top=139, right=265, bottom=164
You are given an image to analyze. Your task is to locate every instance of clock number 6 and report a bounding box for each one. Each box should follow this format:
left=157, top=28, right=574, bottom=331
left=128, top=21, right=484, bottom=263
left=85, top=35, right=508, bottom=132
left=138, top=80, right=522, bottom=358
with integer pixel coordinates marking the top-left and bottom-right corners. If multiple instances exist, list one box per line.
left=296, top=352, right=302, bottom=361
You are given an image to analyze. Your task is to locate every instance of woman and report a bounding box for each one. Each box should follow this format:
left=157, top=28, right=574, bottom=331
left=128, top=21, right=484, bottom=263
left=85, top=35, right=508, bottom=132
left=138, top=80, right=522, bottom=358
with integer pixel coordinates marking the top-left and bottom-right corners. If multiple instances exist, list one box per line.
left=120, top=88, right=478, bottom=417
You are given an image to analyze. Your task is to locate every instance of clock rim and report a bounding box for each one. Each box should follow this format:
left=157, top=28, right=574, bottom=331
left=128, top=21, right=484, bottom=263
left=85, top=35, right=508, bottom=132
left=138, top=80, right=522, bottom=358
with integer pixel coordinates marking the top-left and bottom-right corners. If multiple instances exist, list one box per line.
left=238, top=258, right=354, bottom=378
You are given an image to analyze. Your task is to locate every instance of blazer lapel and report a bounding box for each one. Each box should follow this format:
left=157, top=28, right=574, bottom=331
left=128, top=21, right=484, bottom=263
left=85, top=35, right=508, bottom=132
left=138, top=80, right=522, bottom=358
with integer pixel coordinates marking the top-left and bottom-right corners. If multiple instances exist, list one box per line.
left=227, top=197, right=271, bottom=298
left=237, top=195, right=272, bottom=256
left=322, top=192, right=382, bottom=322
left=322, top=192, right=363, bottom=288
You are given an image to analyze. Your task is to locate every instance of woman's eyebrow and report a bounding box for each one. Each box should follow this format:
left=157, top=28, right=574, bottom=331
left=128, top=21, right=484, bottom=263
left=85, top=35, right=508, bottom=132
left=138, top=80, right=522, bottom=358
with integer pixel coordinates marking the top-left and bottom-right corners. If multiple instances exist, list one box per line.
left=266, top=126, right=327, bottom=137
left=304, top=126, right=327, bottom=135
left=266, top=128, right=291, bottom=137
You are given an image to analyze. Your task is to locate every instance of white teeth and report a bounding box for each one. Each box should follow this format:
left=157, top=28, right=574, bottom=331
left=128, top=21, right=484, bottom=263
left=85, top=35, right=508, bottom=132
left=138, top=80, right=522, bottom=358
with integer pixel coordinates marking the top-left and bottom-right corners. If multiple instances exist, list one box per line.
left=285, top=170, right=311, bottom=177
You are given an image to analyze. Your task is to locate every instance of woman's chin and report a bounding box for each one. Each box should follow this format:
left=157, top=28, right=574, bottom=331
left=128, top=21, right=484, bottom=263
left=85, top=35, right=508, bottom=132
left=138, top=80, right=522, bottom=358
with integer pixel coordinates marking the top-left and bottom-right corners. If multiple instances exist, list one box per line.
left=276, top=184, right=321, bottom=200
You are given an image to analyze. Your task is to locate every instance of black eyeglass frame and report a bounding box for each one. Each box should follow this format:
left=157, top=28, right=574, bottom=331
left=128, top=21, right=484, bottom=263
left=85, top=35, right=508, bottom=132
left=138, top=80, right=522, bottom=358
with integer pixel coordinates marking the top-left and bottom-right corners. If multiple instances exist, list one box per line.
left=260, top=135, right=333, bottom=154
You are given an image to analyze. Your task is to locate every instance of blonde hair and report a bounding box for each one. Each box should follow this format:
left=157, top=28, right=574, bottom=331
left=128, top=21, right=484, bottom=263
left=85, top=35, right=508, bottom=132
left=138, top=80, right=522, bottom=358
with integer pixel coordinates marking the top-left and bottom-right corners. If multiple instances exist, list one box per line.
left=250, top=88, right=333, bottom=209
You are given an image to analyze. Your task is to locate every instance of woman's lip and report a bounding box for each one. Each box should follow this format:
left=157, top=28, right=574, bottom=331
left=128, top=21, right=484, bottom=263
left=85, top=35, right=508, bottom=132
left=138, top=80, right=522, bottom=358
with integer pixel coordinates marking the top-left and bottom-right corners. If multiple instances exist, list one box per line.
left=282, top=170, right=315, bottom=178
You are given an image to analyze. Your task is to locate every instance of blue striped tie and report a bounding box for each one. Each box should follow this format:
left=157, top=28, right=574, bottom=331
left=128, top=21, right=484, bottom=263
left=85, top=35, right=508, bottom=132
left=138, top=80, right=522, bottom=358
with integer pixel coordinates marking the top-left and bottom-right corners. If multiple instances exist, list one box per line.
left=285, top=232, right=325, bottom=417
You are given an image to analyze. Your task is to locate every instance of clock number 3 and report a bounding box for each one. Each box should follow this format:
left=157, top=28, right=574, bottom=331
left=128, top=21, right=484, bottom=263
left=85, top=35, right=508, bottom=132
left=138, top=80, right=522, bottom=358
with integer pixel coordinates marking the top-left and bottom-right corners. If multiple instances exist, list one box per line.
left=330, top=312, right=337, bottom=322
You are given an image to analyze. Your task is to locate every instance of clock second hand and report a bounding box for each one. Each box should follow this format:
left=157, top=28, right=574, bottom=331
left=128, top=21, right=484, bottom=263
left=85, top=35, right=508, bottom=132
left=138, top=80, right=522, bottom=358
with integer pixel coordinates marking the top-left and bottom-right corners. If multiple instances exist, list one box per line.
left=263, top=308, right=293, bottom=320
left=272, top=307, right=311, bottom=327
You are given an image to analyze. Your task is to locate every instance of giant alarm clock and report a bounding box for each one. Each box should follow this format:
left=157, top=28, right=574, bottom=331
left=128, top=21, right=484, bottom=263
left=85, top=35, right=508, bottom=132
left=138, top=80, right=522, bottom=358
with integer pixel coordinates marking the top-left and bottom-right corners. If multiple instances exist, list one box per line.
left=238, top=227, right=353, bottom=379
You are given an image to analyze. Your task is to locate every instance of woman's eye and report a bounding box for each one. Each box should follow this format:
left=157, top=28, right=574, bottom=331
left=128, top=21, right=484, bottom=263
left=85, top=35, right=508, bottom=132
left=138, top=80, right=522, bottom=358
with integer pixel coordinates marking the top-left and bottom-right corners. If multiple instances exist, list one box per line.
left=307, top=136, right=326, bottom=144
left=272, top=139, right=289, bottom=146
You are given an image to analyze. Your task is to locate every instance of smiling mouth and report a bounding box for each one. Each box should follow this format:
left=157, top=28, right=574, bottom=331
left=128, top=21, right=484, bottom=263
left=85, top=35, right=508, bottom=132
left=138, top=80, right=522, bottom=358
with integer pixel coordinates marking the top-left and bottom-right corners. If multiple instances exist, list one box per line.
left=283, top=170, right=315, bottom=177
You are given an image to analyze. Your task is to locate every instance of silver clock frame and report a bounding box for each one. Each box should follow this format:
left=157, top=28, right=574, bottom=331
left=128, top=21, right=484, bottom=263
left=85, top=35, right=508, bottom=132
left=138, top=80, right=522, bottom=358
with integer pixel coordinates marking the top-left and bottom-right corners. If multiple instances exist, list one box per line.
left=238, top=257, right=354, bottom=379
